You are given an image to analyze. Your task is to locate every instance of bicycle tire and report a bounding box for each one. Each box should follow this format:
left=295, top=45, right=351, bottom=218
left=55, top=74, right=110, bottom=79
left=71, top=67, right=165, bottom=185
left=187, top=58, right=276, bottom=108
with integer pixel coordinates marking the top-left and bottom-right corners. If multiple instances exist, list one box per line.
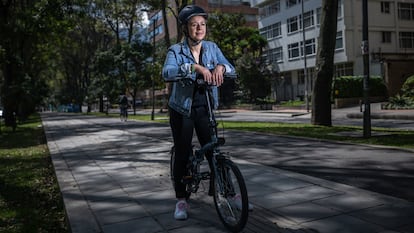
left=212, top=158, right=248, bottom=232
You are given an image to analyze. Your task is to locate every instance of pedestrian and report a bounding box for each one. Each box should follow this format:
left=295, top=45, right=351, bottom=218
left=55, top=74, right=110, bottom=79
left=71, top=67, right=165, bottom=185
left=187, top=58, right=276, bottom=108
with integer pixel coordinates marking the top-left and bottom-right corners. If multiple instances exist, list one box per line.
left=119, top=94, right=128, bottom=121
left=162, top=5, right=237, bottom=220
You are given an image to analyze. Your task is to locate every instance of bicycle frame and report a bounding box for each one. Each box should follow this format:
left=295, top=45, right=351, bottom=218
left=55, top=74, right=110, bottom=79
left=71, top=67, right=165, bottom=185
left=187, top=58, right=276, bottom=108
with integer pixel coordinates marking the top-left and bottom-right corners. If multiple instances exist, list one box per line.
left=186, top=80, right=229, bottom=194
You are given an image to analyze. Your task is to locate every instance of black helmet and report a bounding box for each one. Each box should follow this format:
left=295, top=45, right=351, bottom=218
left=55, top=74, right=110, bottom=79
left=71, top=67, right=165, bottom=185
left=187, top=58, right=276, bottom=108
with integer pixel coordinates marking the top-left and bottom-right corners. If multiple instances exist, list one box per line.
left=178, top=5, right=208, bottom=25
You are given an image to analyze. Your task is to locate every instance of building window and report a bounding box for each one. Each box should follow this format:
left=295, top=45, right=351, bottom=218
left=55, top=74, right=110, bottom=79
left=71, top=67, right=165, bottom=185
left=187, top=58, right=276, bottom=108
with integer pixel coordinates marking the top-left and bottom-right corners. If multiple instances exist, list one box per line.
left=337, top=0, right=343, bottom=18
left=286, top=0, right=301, bottom=8
left=260, top=22, right=282, bottom=40
left=398, top=3, right=414, bottom=20
left=382, top=31, right=392, bottom=43
left=334, top=62, right=354, bottom=77
left=288, top=42, right=301, bottom=59
left=335, top=31, right=344, bottom=49
left=288, top=39, right=315, bottom=59
left=287, top=16, right=300, bottom=33
left=259, top=1, right=281, bottom=19
left=399, top=31, right=414, bottom=48
left=267, top=47, right=283, bottom=63
left=304, top=38, right=316, bottom=55
left=303, top=10, right=314, bottom=29
left=316, top=7, right=321, bottom=25
left=381, top=2, right=390, bottom=13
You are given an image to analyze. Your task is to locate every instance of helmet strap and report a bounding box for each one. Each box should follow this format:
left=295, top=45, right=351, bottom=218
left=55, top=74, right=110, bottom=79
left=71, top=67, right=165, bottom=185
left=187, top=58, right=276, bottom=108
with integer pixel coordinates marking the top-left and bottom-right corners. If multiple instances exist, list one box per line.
left=187, top=36, right=202, bottom=46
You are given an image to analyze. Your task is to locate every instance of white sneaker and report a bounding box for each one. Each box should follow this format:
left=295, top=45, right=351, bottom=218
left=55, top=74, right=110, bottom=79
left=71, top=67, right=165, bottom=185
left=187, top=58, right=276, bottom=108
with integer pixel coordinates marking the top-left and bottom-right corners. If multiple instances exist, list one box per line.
left=231, top=194, right=254, bottom=211
left=174, top=200, right=188, bottom=220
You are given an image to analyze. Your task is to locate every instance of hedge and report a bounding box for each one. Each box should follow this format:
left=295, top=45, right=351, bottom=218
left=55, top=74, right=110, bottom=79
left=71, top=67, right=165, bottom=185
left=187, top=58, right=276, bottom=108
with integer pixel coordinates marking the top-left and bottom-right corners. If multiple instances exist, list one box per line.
left=332, top=76, right=388, bottom=98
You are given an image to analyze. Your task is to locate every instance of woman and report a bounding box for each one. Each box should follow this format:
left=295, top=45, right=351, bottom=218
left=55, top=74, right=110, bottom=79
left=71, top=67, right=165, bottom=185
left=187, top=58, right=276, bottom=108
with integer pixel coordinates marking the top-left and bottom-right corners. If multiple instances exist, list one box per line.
left=162, top=5, right=236, bottom=220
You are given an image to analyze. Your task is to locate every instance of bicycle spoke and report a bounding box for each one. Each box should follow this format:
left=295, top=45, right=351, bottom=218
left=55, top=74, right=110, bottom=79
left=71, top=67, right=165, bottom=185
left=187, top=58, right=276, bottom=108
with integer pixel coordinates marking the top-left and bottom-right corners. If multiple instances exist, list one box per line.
left=213, top=159, right=248, bottom=232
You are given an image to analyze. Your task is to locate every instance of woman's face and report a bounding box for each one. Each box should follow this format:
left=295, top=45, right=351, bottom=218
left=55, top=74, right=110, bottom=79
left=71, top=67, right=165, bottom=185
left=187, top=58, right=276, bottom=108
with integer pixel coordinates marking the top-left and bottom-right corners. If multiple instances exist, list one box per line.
left=187, top=15, right=206, bottom=42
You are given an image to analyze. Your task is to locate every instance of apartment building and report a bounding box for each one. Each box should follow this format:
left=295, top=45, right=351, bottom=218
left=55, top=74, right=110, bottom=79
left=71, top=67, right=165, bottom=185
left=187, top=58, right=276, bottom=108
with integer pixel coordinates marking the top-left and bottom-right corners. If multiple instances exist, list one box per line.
left=251, top=0, right=414, bottom=101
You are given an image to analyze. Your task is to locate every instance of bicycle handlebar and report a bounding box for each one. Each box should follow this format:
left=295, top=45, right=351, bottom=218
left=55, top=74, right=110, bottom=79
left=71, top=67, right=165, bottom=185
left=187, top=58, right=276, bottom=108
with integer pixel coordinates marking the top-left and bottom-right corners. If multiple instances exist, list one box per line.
left=165, top=73, right=238, bottom=86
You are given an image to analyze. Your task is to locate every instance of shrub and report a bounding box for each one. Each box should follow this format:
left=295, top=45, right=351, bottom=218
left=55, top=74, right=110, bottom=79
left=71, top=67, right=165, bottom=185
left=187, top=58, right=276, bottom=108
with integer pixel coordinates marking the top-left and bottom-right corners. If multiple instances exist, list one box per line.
left=384, top=94, right=414, bottom=109
left=401, top=75, right=414, bottom=99
left=332, top=76, right=388, bottom=98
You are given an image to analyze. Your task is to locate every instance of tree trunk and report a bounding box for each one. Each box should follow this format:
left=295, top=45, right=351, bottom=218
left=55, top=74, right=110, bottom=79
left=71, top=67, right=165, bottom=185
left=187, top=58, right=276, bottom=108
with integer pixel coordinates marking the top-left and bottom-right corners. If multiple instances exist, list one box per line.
left=162, top=0, right=170, bottom=48
left=311, top=0, right=339, bottom=126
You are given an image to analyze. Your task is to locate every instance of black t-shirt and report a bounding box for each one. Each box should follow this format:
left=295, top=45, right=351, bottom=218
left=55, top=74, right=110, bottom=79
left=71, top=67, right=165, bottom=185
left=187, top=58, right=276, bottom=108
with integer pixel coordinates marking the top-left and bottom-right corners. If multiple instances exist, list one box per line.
left=191, top=49, right=208, bottom=107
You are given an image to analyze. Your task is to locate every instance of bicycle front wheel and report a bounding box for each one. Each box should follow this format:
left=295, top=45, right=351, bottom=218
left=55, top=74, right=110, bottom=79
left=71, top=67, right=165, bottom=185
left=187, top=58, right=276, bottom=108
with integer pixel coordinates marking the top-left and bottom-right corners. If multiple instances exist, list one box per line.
left=213, top=158, right=248, bottom=232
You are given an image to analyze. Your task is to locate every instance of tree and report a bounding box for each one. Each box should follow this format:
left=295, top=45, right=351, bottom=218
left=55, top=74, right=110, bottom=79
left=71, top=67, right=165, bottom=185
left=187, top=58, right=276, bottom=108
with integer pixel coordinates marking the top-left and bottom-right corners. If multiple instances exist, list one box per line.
left=311, top=0, right=339, bottom=126
left=208, top=12, right=268, bottom=104
left=0, top=0, right=71, bottom=126
left=57, top=1, right=112, bottom=112
left=123, top=40, right=154, bottom=114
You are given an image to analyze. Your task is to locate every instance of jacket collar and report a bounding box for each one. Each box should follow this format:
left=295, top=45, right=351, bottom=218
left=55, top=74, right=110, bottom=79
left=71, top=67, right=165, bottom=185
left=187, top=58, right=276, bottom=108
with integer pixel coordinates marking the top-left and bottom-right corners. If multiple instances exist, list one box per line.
left=181, top=38, right=206, bottom=61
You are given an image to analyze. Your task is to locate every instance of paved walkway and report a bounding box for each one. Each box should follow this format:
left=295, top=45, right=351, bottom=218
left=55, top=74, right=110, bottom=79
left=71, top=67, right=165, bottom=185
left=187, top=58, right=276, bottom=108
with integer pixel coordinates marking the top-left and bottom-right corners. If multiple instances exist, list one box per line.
left=41, top=112, right=414, bottom=233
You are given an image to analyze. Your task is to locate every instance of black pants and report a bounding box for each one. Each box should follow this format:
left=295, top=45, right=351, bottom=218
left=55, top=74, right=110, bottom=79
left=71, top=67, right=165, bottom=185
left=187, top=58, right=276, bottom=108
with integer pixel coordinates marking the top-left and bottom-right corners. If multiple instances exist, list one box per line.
left=169, top=106, right=212, bottom=199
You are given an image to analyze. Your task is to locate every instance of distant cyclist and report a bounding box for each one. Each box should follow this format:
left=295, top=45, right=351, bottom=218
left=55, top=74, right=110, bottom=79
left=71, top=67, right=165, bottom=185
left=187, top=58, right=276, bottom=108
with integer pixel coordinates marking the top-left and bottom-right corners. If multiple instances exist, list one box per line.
left=162, top=5, right=237, bottom=220
left=119, top=94, right=128, bottom=121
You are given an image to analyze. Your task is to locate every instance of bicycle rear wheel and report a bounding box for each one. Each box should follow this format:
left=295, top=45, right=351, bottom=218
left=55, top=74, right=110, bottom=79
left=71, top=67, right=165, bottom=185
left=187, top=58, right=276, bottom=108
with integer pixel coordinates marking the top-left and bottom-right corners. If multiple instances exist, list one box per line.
left=212, top=158, right=248, bottom=232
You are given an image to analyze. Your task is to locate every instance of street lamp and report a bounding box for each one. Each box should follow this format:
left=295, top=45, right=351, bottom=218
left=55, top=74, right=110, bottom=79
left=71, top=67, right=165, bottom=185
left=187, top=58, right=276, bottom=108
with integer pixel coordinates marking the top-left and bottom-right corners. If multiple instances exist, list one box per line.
left=151, top=14, right=157, bottom=121
left=301, top=0, right=309, bottom=112
left=362, top=0, right=371, bottom=137
left=141, top=8, right=156, bottom=120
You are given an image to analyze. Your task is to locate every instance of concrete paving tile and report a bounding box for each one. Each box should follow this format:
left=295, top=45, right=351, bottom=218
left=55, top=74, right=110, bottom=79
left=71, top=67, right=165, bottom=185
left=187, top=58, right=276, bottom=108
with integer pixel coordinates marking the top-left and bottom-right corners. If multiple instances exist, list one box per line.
left=122, top=183, right=169, bottom=196
left=118, top=177, right=153, bottom=190
left=168, top=224, right=227, bottom=233
left=101, top=216, right=164, bottom=233
left=95, top=204, right=149, bottom=225
left=74, top=173, right=114, bottom=184
left=77, top=179, right=121, bottom=193
left=82, top=188, right=129, bottom=202
left=246, top=171, right=312, bottom=192
left=57, top=180, right=79, bottom=192
left=398, top=222, right=414, bottom=233
left=71, top=167, right=106, bottom=177
left=153, top=211, right=201, bottom=231
left=300, top=214, right=387, bottom=233
left=273, top=202, right=341, bottom=224
left=133, top=189, right=176, bottom=215
left=132, top=165, right=170, bottom=178
left=313, top=193, right=384, bottom=213
left=88, top=196, right=137, bottom=212
left=245, top=180, right=278, bottom=197
left=251, top=185, right=341, bottom=209
left=349, top=203, right=414, bottom=229
left=245, top=205, right=299, bottom=232
left=266, top=176, right=313, bottom=192
left=165, top=203, right=227, bottom=232
left=61, top=191, right=101, bottom=233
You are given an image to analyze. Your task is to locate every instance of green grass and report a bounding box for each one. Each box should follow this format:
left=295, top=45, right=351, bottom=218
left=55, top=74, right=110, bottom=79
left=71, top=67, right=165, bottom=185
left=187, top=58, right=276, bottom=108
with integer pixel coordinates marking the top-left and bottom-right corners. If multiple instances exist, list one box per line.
left=103, top=111, right=414, bottom=149
left=0, top=114, right=68, bottom=233
left=219, top=121, right=414, bottom=149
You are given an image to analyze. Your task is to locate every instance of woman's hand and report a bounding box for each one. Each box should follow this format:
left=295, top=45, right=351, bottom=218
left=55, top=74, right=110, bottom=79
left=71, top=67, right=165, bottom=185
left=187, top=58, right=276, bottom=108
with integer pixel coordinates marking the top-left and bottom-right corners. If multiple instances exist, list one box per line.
left=194, top=64, right=224, bottom=86
left=211, top=65, right=225, bottom=87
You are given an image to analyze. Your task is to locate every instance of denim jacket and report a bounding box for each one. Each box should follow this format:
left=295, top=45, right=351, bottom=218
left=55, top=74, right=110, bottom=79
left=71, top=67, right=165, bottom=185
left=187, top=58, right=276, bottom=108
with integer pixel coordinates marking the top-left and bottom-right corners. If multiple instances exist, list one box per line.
left=162, top=39, right=236, bottom=117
